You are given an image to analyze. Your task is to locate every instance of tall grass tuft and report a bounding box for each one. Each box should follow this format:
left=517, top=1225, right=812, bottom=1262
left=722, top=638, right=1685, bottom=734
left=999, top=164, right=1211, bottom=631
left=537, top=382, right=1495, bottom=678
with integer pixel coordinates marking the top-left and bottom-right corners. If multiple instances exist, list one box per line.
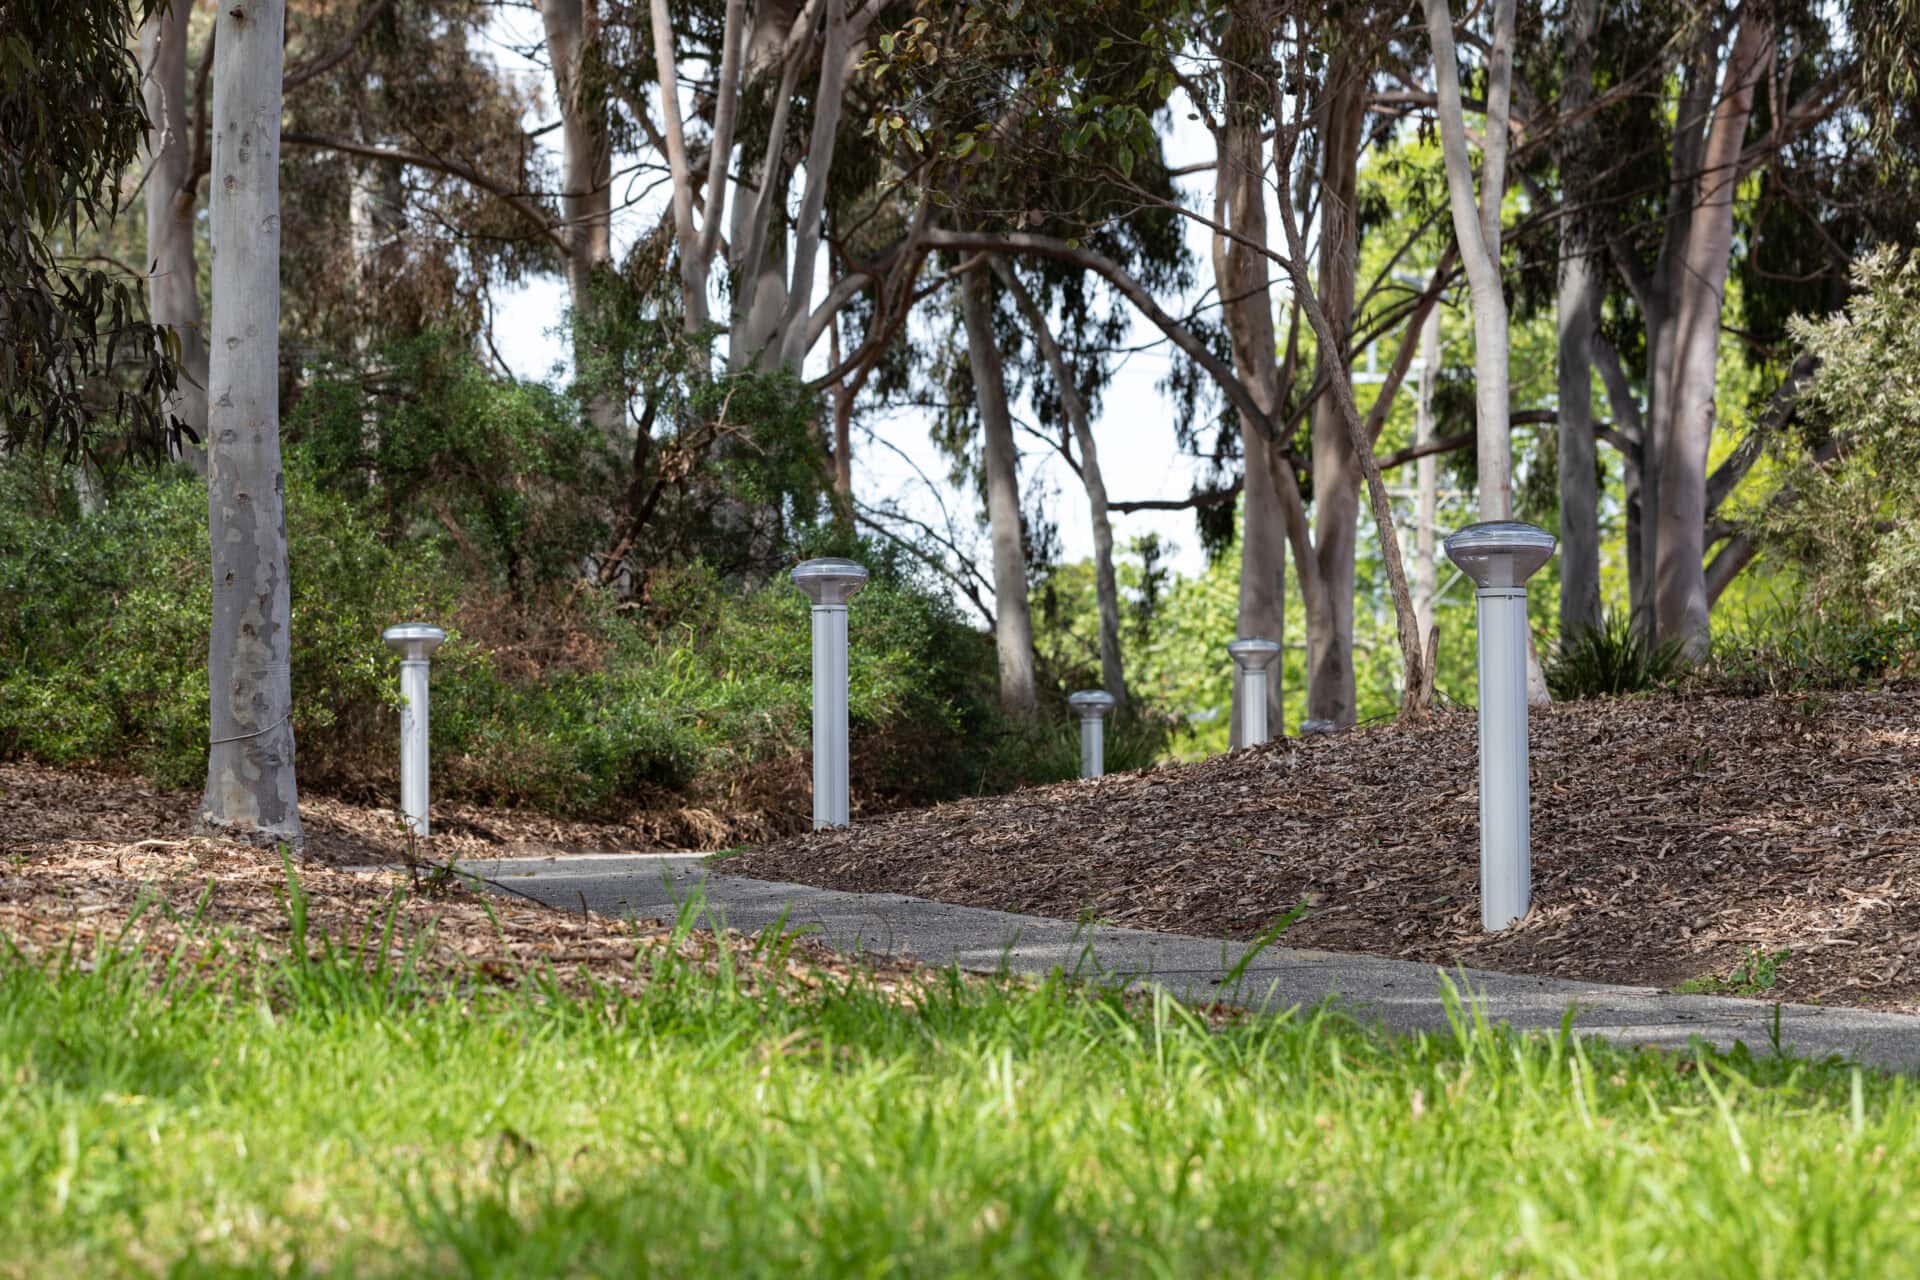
left=1546, top=611, right=1687, bottom=700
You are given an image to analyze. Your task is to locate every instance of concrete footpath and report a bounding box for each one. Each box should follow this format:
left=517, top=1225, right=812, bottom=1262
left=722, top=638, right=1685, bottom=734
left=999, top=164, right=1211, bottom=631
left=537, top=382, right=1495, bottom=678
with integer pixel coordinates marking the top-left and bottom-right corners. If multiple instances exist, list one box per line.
left=456, top=852, right=1920, bottom=1072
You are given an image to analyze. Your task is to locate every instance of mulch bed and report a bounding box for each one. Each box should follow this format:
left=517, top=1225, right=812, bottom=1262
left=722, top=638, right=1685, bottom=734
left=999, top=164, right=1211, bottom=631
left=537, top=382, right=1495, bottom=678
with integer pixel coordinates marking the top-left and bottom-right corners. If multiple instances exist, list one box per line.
left=0, top=762, right=926, bottom=1000
left=730, top=689, right=1920, bottom=1013
left=0, top=761, right=671, bottom=868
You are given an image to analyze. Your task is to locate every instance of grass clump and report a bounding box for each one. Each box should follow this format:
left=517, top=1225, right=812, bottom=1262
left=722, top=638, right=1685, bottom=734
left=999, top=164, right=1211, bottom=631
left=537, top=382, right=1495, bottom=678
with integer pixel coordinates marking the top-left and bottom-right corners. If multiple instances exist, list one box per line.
left=3, top=916, right=1920, bottom=1276
left=1678, top=946, right=1794, bottom=997
left=1546, top=611, right=1687, bottom=700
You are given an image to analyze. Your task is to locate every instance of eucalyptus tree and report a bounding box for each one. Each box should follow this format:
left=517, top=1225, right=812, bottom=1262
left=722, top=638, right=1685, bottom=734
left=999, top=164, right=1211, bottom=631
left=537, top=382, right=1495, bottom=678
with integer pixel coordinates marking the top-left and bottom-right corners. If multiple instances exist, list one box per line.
left=200, top=0, right=302, bottom=847
left=994, top=259, right=1127, bottom=707
left=1556, top=0, right=1849, bottom=658
left=1552, top=0, right=1603, bottom=641
left=2, top=0, right=179, bottom=461
left=868, top=0, right=1448, bottom=725
left=140, top=0, right=208, bottom=472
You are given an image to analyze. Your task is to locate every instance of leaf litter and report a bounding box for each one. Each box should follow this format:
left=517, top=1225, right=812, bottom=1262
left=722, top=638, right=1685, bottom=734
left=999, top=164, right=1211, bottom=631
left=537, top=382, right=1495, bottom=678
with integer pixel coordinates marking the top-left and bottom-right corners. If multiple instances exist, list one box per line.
left=0, top=761, right=927, bottom=1002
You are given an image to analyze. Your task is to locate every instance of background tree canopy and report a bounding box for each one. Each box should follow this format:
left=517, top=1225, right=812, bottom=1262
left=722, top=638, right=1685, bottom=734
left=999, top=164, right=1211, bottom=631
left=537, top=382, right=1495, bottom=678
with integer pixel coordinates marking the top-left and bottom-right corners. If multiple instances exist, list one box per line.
left=1, top=0, right=1916, bottom=831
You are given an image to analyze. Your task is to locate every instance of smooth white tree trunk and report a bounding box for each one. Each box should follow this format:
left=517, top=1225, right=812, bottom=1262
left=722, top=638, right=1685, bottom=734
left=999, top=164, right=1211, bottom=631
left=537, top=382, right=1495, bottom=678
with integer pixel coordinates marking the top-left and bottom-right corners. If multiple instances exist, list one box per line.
left=200, top=0, right=302, bottom=848
left=1424, top=0, right=1517, bottom=523
left=141, top=0, right=208, bottom=473
left=1424, top=0, right=1548, bottom=705
left=961, top=268, right=1037, bottom=716
left=997, top=262, right=1127, bottom=707
left=540, top=0, right=620, bottom=442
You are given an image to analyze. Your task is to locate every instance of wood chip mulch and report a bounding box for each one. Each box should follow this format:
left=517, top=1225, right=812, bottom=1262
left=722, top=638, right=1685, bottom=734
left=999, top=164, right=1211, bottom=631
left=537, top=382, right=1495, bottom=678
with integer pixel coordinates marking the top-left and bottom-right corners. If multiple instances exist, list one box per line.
left=729, top=690, right=1920, bottom=1013
left=0, top=763, right=928, bottom=1001
left=0, top=760, right=672, bottom=868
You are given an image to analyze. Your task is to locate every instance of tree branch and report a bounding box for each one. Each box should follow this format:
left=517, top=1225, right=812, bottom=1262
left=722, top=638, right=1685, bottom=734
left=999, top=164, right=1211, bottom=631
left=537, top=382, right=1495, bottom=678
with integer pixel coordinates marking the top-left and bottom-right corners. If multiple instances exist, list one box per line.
left=280, top=133, right=566, bottom=254
left=920, top=228, right=1284, bottom=450
left=284, top=0, right=393, bottom=93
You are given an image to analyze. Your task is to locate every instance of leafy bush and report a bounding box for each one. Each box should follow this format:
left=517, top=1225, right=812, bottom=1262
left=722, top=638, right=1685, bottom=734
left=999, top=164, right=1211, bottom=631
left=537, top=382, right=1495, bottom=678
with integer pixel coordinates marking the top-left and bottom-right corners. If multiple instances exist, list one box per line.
left=286, top=332, right=616, bottom=591
left=1690, top=598, right=1919, bottom=694
left=1760, top=246, right=1920, bottom=620
left=1545, top=612, right=1686, bottom=700
left=0, top=457, right=451, bottom=791
left=0, top=460, right=1089, bottom=824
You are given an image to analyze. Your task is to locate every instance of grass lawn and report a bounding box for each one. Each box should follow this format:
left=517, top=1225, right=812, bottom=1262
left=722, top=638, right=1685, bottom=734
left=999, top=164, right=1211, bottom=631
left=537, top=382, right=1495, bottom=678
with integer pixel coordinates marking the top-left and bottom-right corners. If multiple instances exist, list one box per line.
left=2, top=893, right=1919, bottom=1277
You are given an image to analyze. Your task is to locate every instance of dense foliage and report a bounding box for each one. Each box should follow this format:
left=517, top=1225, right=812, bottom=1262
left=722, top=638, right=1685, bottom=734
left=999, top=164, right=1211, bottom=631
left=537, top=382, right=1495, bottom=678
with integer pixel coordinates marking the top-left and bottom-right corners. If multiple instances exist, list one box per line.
left=0, top=0, right=177, bottom=457
left=1765, top=247, right=1920, bottom=622
left=0, top=449, right=1154, bottom=825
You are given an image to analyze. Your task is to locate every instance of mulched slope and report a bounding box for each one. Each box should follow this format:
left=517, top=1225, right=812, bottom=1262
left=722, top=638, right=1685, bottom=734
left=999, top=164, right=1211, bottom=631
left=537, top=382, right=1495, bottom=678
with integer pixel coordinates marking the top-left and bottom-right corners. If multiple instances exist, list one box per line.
left=730, top=690, right=1920, bottom=1012
left=0, top=763, right=927, bottom=1000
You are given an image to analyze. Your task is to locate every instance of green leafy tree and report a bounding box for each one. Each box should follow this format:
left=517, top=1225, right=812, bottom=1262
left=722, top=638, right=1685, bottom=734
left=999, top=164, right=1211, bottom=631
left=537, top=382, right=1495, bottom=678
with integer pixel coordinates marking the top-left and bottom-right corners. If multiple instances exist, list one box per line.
left=0, top=0, right=179, bottom=459
left=1760, top=247, right=1920, bottom=621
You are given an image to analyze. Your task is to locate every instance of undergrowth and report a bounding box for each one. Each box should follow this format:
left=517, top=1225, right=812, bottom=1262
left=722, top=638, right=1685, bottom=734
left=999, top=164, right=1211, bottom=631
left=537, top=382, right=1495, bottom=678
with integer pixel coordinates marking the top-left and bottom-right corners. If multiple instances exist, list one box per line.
left=0, top=460, right=1154, bottom=821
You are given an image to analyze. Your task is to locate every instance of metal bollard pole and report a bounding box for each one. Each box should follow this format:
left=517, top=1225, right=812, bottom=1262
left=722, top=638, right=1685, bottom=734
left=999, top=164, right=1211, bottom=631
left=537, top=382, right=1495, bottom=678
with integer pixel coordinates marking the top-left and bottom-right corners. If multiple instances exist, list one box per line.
left=1067, top=691, right=1117, bottom=778
left=381, top=623, right=447, bottom=839
left=1227, top=637, right=1282, bottom=747
left=1443, top=521, right=1556, bottom=931
left=791, top=558, right=869, bottom=829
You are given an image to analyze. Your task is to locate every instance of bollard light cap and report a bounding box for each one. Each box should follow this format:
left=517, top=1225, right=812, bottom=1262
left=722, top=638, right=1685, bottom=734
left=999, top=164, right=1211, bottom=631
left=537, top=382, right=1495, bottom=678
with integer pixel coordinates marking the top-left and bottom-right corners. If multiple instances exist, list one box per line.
left=382, top=623, right=447, bottom=660
left=1068, top=690, right=1118, bottom=719
left=791, top=557, right=870, bottom=605
left=1227, top=636, right=1282, bottom=670
left=1442, top=521, right=1557, bottom=588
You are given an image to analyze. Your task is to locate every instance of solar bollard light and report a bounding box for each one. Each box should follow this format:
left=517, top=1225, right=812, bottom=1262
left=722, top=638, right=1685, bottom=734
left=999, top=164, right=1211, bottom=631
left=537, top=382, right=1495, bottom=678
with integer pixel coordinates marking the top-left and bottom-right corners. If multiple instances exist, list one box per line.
left=1443, top=521, right=1557, bottom=931
left=1227, top=637, right=1282, bottom=747
left=792, top=558, right=868, bottom=829
left=381, top=623, right=447, bottom=839
left=1068, top=690, right=1118, bottom=778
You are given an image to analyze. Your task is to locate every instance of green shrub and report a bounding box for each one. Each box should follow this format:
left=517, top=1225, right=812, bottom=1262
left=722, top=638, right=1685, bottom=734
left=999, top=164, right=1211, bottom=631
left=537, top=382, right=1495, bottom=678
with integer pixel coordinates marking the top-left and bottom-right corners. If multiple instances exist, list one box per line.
left=1545, top=612, right=1686, bottom=700
left=0, top=458, right=451, bottom=791
left=1692, top=599, right=1919, bottom=694
left=286, top=332, right=616, bottom=591
left=0, top=461, right=1092, bottom=821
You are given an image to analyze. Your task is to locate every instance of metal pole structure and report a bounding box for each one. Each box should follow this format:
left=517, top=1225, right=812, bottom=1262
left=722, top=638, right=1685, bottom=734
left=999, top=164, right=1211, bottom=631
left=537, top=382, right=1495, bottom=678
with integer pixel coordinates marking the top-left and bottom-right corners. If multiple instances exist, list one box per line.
left=1067, top=691, right=1117, bottom=778
left=381, top=623, right=447, bottom=839
left=1443, top=522, right=1556, bottom=930
left=1226, top=637, right=1282, bottom=747
left=791, top=558, right=868, bottom=829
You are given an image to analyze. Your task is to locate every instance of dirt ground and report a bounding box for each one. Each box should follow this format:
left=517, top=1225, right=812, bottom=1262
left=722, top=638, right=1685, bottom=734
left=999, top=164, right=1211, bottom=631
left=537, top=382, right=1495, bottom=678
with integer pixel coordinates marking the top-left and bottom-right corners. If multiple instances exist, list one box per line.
left=0, top=761, right=921, bottom=999
left=731, top=690, right=1920, bottom=1013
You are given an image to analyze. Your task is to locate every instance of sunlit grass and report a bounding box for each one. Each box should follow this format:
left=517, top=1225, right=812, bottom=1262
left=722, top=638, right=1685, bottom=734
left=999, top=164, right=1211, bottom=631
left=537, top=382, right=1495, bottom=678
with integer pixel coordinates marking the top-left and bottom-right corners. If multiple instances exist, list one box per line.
left=1, top=896, right=1917, bottom=1277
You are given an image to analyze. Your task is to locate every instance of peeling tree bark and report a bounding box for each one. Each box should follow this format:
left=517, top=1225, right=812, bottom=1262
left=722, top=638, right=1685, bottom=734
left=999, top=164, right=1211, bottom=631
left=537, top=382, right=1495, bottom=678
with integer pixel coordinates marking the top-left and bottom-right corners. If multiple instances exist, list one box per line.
left=200, top=0, right=302, bottom=849
left=961, top=267, right=1037, bottom=716
left=141, top=0, right=208, bottom=473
